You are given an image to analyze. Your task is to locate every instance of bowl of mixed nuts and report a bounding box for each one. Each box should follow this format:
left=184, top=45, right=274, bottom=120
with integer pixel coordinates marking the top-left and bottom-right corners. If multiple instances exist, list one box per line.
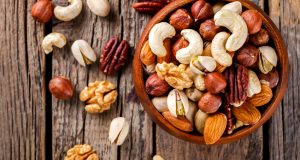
left=132, top=0, right=288, bottom=144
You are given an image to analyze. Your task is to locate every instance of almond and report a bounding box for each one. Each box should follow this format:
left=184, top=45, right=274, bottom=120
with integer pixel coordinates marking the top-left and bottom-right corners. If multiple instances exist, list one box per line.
left=162, top=111, right=193, bottom=132
left=232, top=102, right=261, bottom=125
left=203, top=113, right=227, bottom=144
left=247, top=84, right=273, bottom=107
left=140, top=40, right=156, bottom=66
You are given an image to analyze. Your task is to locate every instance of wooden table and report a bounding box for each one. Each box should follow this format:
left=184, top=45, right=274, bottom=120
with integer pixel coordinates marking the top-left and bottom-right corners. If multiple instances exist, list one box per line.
left=0, top=0, right=298, bottom=159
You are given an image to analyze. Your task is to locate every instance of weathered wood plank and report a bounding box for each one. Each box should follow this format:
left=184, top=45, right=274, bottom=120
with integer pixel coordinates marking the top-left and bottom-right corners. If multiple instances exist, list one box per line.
left=155, top=0, right=265, bottom=159
left=268, top=0, right=300, bottom=159
left=119, top=0, right=154, bottom=159
left=0, top=0, right=46, bottom=159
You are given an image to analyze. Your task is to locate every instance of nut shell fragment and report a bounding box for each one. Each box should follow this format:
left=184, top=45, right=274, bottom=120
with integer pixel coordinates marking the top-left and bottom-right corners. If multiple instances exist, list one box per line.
left=109, top=117, right=130, bottom=146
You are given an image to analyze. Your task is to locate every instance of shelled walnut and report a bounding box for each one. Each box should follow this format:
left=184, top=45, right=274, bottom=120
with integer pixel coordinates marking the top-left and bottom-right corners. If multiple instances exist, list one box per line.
left=80, top=81, right=118, bottom=113
left=65, top=144, right=99, bottom=160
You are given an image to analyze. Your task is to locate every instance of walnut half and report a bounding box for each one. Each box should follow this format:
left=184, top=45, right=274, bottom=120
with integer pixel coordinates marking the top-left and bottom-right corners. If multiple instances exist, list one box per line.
left=64, top=144, right=99, bottom=160
left=80, top=81, right=118, bottom=113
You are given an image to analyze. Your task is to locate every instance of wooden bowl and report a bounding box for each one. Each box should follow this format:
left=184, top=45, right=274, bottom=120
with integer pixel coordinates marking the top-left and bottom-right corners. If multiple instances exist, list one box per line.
left=132, top=0, right=289, bottom=144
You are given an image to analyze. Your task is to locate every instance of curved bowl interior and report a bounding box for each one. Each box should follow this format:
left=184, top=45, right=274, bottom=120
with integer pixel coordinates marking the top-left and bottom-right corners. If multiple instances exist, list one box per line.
left=132, top=0, right=289, bottom=144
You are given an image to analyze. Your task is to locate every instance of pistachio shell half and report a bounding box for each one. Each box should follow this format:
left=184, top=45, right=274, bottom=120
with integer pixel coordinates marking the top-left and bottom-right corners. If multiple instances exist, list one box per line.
left=190, top=56, right=217, bottom=74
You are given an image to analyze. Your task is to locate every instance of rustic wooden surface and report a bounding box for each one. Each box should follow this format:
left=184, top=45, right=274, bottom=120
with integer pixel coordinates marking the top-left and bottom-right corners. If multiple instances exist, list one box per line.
left=0, top=0, right=298, bottom=159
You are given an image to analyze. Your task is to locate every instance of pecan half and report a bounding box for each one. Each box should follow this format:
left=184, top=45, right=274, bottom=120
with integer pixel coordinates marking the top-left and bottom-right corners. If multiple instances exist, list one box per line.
left=100, top=37, right=129, bottom=75
left=132, top=2, right=166, bottom=14
left=223, top=102, right=234, bottom=134
left=224, top=65, right=249, bottom=107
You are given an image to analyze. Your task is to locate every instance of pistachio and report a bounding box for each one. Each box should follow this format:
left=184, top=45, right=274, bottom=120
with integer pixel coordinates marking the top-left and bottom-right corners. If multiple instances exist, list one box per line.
left=109, top=117, right=129, bottom=146
left=194, top=109, right=209, bottom=134
left=194, top=74, right=206, bottom=91
left=190, top=56, right=217, bottom=74
left=258, top=46, right=278, bottom=74
left=71, top=40, right=97, bottom=66
left=152, top=96, right=168, bottom=112
left=185, top=87, right=203, bottom=102
left=248, top=70, right=262, bottom=97
left=186, top=101, right=198, bottom=124
left=167, top=89, right=189, bottom=117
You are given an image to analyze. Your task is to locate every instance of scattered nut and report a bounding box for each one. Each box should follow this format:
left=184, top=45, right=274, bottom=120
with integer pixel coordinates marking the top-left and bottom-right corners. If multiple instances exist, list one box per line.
left=258, top=46, right=278, bottom=74
left=194, top=74, right=206, bottom=91
left=171, top=36, right=189, bottom=59
left=232, top=102, right=261, bottom=125
left=198, top=92, right=222, bottom=113
left=204, top=72, right=227, bottom=94
left=156, top=62, right=193, bottom=90
left=79, top=81, right=118, bottom=113
left=242, top=10, right=262, bottom=34
left=54, top=0, right=82, bottom=21
left=250, top=28, right=270, bottom=46
left=191, top=0, right=214, bottom=21
left=140, top=41, right=156, bottom=66
left=169, top=9, right=193, bottom=30
left=204, top=113, right=227, bottom=144
left=247, top=84, right=273, bottom=107
left=214, top=10, right=248, bottom=51
left=100, top=37, right=130, bottom=75
left=49, top=76, right=73, bottom=100
left=224, top=65, right=249, bottom=107
left=65, top=144, right=99, bottom=160
left=146, top=73, right=170, bottom=96
left=176, top=29, right=203, bottom=64
left=109, top=117, right=129, bottom=145
left=211, top=32, right=232, bottom=67
left=248, top=70, right=262, bottom=97
left=199, top=19, right=222, bottom=41
left=194, top=109, right=209, bottom=134
left=236, top=43, right=259, bottom=67
left=212, top=2, right=224, bottom=14
left=162, top=111, right=193, bottom=132
left=132, top=1, right=166, bottom=14
left=71, top=40, right=97, bottom=66
left=31, top=0, right=53, bottom=23
left=149, top=22, right=176, bottom=57
left=185, top=87, right=203, bottom=102
left=87, top=0, right=110, bottom=17
left=221, top=1, right=242, bottom=14
left=152, top=96, right=169, bottom=112
left=42, top=32, right=66, bottom=54
left=153, top=155, right=164, bottom=160
left=190, top=56, right=217, bottom=74
left=258, top=69, right=279, bottom=88
left=167, top=89, right=189, bottom=117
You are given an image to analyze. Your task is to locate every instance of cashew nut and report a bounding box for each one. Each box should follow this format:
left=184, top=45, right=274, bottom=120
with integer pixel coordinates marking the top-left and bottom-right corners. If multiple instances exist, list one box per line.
left=71, top=40, right=96, bottom=66
left=42, top=32, right=66, bottom=54
left=149, top=22, right=176, bottom=57
left=221, top=1, right=242, bottom=14
left=211, top=32, right=232, bottom=67
left=87, top=0, right=110, bottom=17
left=54, top=0, right=82, bottom=21
left=176, top=29, right=203, bottom=64
left=214, top=10, right=248, bottom=52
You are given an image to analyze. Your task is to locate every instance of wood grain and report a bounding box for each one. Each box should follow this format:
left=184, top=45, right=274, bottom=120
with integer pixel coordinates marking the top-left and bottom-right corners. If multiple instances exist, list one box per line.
left=0, top=0, right=46, bottom=159
left=268, top=0, right=300, bottom=160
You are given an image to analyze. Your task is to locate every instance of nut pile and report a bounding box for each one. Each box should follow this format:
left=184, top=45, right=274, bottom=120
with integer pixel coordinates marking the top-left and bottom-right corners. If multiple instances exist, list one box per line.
left=141, top=0, right=279, bottom=144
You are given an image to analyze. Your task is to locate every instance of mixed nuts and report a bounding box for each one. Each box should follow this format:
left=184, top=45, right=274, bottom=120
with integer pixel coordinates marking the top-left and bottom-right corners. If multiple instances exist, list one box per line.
left=141, top=0, right=279, bottom=144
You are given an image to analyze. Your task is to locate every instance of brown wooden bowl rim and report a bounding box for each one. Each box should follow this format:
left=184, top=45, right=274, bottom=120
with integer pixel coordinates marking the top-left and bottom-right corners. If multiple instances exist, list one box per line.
left=132, top=0, right=289, bottom=144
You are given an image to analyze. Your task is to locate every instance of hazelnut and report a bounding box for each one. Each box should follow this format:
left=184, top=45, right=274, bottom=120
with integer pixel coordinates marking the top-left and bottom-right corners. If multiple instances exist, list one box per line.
left=169, top=9, right=193, bottom=31
left=236, top=44, right=259, bottom=67
left=258, top=68, right=279, bottom=88
left=191, top=0, right=214, bottom=21
left=145, top=73, right=170, bottom=96
left=171, top=36, right=189, bottom=59
left=249, top=28, right=270, bottom=46
left=242, top=10, right=262, bottom=34
left=49, top=76, right=73, bottom=100
left=198, top=92, right=222, bottom=113
left=199, top=19, right=221, bottom=41
left=204, top=72, right=227, bottom=94
left=31, top=0, right=54, bottom=23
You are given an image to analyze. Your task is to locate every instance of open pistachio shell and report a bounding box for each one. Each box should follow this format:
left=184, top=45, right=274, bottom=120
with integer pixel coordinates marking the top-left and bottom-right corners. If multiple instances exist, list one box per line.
left=248, top=70, right=262, bottom=97
left=258, top=46, right=278, bottom=74
left=108, top=117, right=129, bottom=146
left=167, top=89, right=189, bottom=117
left=190, top=56, right=217, bottom=74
